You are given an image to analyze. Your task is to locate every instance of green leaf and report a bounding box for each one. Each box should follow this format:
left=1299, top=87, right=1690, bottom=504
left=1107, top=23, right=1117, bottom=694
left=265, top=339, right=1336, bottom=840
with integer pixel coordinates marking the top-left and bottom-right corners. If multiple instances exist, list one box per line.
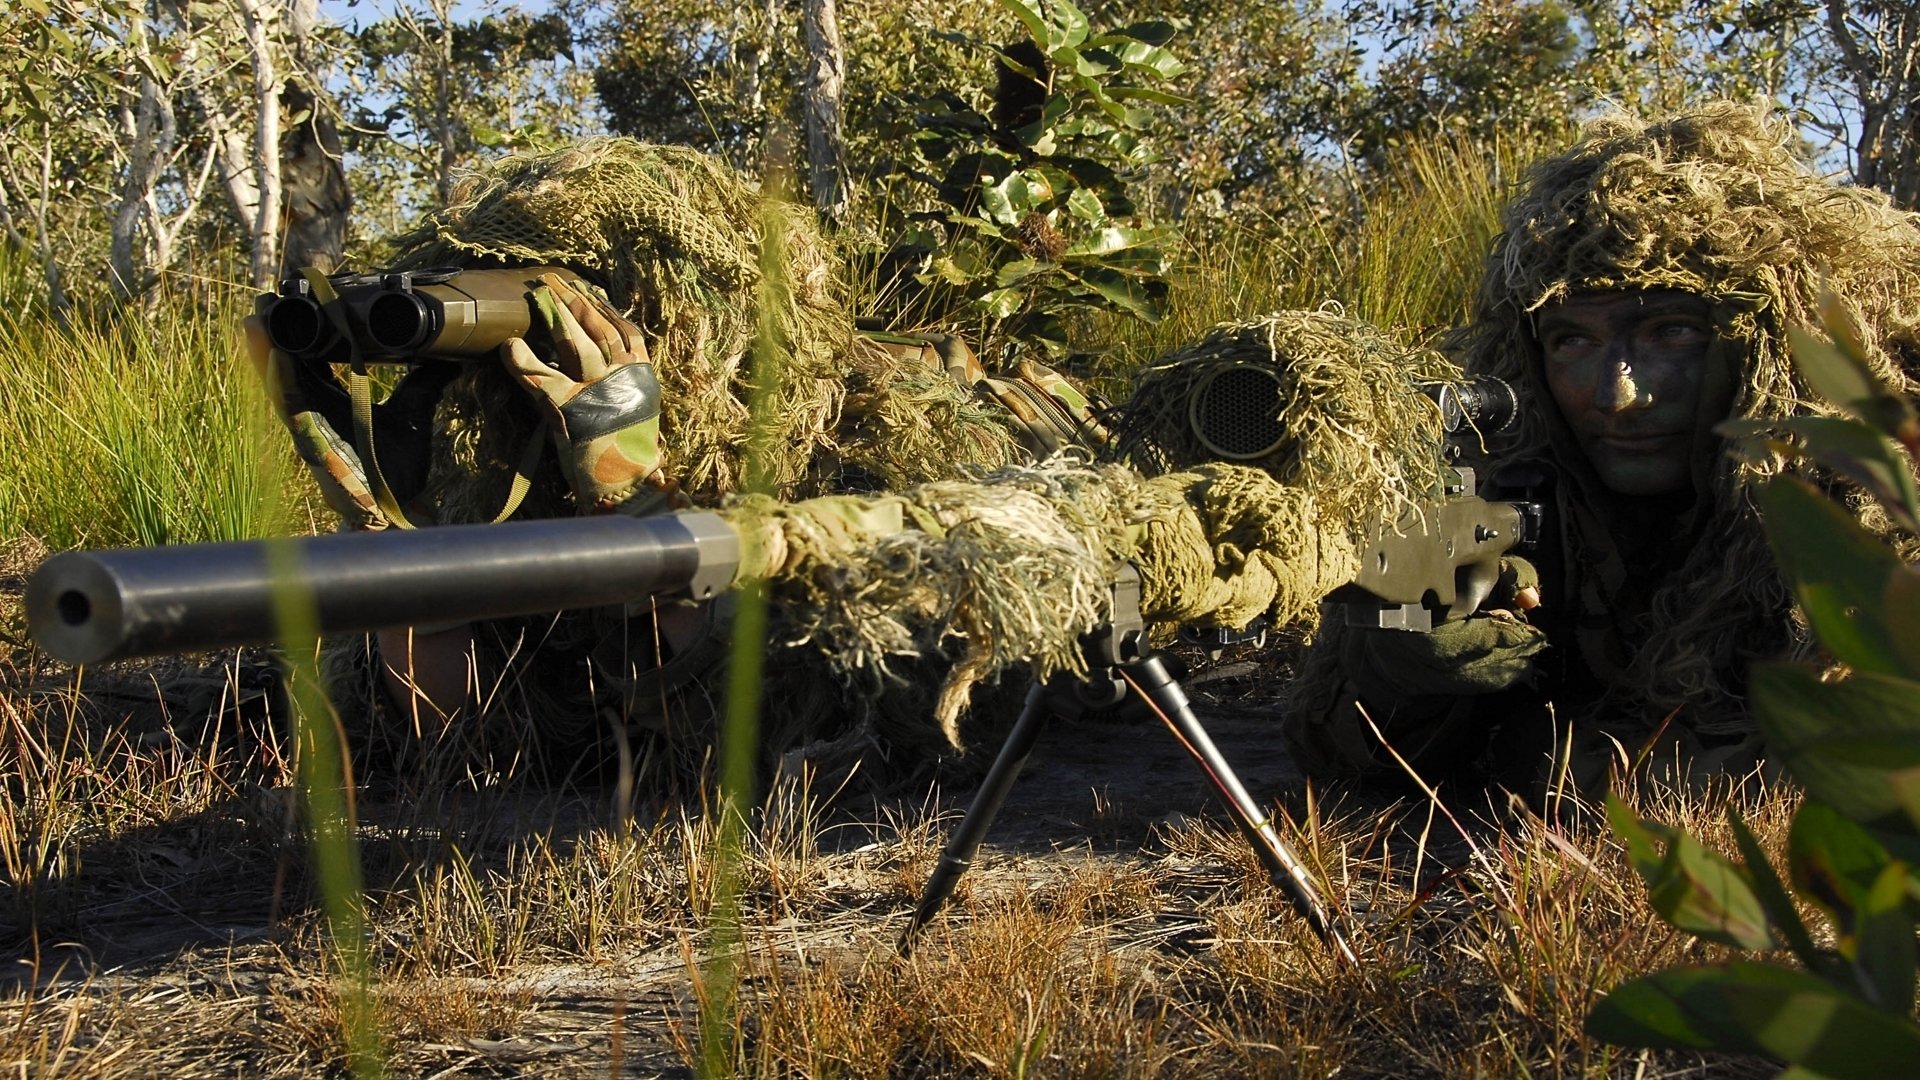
left=1789, top=323, right=1919, bottom=444
left=1064, top=187, right=1105, bottom=223
left=1754, top=663, right=1920, bottom=824
left=1106, top=86, right=1192, bottom=106
left=1074, top=47, right=1121, bottom=77
left=1587, top=961, right=1920, bottom=1077
left=997, top=0, right=1052, bottom=51
left=1720, top=416, right=1920, bottom=532
left=994, top=259, right=1049, bottom=287
left=1061, top=225, right=1156, bottom=257
left=1609, top=795, right=1774, bottom=949
left=979, top=173, right=1019, bottom=224
left=1886, top=568, right=1920, bottom=679
left=1059, top=266, right=1164, bottom=321
left=1726, top=808, right=1824, bottom=967
left=1099, top=20, right=1177, bottom=46
left=1101, top=39, right=1188, bottom=80
left=974, top=286, right=1026, bottom=320
left=1760, top=478, right=1912, bottom=678
left=1789, top=802, right=1894, bottom=923
left=1851, top=861, right=1916, bottom=1012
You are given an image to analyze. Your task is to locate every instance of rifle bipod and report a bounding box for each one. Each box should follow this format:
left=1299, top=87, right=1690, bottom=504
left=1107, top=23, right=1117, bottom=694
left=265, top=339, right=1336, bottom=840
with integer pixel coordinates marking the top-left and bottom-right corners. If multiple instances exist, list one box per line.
left=897, top=568, right=1358, bottom=965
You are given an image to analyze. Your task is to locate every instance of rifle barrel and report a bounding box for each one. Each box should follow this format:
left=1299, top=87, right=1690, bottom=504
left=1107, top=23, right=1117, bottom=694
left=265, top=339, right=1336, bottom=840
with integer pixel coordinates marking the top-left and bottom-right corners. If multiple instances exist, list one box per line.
left=26, top=512, right=740, bottom=666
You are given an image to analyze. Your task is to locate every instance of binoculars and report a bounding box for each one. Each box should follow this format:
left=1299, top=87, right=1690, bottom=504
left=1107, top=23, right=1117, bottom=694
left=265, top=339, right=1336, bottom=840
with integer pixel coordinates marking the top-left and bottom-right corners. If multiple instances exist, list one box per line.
left=256, top=265, right=588, bottom=362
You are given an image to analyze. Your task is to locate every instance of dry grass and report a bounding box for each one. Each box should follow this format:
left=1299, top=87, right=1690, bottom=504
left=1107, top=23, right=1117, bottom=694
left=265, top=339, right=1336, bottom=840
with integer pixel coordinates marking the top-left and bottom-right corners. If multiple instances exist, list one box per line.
left=0, top=629, right=1794, bottom=1079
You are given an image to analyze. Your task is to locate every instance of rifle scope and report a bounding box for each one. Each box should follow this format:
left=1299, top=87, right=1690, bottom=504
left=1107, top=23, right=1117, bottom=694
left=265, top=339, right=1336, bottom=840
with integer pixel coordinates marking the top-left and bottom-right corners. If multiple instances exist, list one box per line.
left=257, top=265, right=588, bottom=362
left=1187, top=366, right=1518, bottom=461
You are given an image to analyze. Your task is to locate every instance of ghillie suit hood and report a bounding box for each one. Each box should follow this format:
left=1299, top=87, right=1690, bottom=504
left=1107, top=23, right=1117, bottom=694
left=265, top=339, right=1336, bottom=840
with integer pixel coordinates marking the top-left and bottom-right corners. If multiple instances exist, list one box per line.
left=331, top=139, right=1039, bottom=787
left=1451, top=100, right=1920, bottom=738
left=1109, top=309, right=1462, bottom=536
left=386, top=137, right=1023, bottom=519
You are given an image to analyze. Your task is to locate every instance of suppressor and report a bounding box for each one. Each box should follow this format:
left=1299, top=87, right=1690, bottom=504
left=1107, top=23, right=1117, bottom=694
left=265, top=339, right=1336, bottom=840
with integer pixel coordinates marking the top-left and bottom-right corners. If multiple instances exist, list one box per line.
left=26, top=512, right=741, bottom=666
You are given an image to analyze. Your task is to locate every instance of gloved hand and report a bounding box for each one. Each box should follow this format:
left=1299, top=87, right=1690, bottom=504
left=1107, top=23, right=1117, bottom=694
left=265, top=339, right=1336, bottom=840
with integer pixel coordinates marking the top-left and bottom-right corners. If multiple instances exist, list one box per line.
left=245, top=317, right=451, bottom=531
left=497, top=274, right=676, bottom=514
left=1339, top=555, right=1548, bottom=701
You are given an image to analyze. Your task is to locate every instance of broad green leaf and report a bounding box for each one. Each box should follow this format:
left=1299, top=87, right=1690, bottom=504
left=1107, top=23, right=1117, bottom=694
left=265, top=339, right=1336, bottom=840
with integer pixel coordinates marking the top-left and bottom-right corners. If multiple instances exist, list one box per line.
left=1099, top=20, right=1177, bottom=46
left=1724, top=416, right=1920, bottom=532
left=1587, top=961, right=1920, bottom=1077
left=1886, top=770, right=1920, bottom=840
left=1753, top=663, right=1920, bottom=822
left=1608, top=796, right=1774, bottom=950
left=1074, top=46, right=1121, bottom=77
left=1789, top=802, right=1894, bottom=923
left=979, top=173, right=1019, bottom=224
left=1850, top=861, right=1916, bottom=1011
left=1789, top=323, right=1919, bottom=444
left=1887, top=569, right=1920, bottom=678
left=974, top=286, right=1026, bottom=319
left=997, top=0, right=1052, bottom=52
left=1726, top=808, right=1824, bottom=966
left=994, top=259, right=1048, bottom=287
left=1107, top=86, right=1192, bottom=106
left=1064, top=187, right=1105, bottom=223
left=1100, top=39, right=1188, bottom=79
left=1760, top=478, right=1911, bottom=677
left=1060, top=266, right=1164, bottom=321
left=1062, top=225, right=1156, bottom=257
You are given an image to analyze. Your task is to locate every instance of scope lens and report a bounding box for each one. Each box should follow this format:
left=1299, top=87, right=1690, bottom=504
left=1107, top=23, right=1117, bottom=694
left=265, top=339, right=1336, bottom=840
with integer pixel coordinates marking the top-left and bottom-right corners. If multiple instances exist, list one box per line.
left=366, top=292, right=432, bottom=353
left=1190, top=365, right=1287, bottom=460
left=265, top=296, right=330, bottom=355
left=1433, top=377, right=1518, bottom=435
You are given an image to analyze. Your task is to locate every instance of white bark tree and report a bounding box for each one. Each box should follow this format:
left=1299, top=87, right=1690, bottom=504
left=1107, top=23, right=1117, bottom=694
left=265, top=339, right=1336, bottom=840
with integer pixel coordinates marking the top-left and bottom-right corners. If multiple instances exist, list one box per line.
left=801, top=0, right=850, bottom=225
left=1825, top=0, right=1920, bottom=208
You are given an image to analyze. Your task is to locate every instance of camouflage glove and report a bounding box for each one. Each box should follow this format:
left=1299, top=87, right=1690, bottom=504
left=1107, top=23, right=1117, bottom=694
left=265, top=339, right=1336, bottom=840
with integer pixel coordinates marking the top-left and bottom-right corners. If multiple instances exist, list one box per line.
left=1340, top=556, right=1547, bottom=700
left=498, top=274, right=676, bottom=515
left=977, top=357, right=1112, bottom=459
left=245, top=316, right=450, bottom=531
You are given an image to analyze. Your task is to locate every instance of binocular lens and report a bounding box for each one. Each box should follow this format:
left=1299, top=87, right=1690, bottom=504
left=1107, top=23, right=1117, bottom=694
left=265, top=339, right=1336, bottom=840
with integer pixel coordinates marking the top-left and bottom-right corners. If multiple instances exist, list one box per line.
left=366, top=291, right=434, bottom=353
left=265, top=296, right=330, bottom=355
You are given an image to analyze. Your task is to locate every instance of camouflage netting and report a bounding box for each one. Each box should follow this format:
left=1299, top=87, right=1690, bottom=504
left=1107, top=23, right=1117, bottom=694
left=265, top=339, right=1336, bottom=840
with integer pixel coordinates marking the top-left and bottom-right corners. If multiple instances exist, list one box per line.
left=720, top=460, right=1367, bottom=747
left=1107, top=308, right=1462, bottom=540
left=335, top=143, right=1466, bottom=785
left=386, top=138, right=1023, bottom=514
left=1449, top=100, right=1920, bottom=737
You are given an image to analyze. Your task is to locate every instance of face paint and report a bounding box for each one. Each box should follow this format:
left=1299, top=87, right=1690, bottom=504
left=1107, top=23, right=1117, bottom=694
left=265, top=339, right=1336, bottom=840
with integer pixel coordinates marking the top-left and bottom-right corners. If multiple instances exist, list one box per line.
left=1535, top=290, right=1733, bottom=496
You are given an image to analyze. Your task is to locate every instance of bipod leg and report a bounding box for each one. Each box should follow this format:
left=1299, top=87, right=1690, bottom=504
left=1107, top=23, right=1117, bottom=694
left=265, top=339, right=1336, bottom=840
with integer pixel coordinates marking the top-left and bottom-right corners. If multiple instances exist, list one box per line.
left=1120, top=655, right=1358, bottom=964
left=899, top=680, right=1052, bottom=956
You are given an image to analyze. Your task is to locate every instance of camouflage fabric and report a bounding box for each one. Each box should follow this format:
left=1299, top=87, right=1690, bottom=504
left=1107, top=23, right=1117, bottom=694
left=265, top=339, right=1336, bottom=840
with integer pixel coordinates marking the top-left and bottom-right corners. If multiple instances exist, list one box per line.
left=1285, top=101, right=1920, bottom=794
left=499, top=275, right=679, bottom=514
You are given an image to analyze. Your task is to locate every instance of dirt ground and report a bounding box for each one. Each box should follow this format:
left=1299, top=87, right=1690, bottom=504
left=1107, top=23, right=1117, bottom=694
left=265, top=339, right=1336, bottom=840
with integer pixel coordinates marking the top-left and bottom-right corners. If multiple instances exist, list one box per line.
left=4, top=630, right=1324, bottom=1077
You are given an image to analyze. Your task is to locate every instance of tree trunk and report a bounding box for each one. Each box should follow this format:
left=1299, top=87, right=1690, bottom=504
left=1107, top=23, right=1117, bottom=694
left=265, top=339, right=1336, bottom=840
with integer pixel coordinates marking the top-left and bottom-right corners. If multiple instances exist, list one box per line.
left=278, top=0, right=350, bottom=276
left=238, top=0, right=284, bottom=289
left=801, top=0, right=850, bottom=225
left=1826, top=0, right=1920, bottom=210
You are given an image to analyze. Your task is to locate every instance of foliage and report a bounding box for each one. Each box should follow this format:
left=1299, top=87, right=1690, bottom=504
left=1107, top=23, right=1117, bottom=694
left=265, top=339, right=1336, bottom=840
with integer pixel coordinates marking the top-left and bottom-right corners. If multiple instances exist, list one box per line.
left=863, top=0, right=1184, bottom=357
left=334, top=0, right=602, bottom=245
left=1587, top=314, right=1920, bottom=1078
left=0, top=255, right=306, bottom=548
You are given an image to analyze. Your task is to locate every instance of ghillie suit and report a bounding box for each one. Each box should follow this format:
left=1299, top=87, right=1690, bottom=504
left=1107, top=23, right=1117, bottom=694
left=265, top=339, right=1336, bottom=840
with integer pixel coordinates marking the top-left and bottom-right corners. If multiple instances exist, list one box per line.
left=1109, top=309, right=1463, bottom=540
left=1285, top=101, right=1920, bottom=792
left=322, top=139, right=1112, bottom=787
left=386, top=139, right=1026, bottom=508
